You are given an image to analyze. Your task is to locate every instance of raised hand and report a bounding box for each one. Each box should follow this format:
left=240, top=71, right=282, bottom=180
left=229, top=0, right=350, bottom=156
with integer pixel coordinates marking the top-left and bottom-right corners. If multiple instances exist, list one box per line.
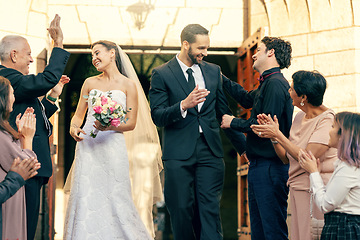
left=181, top=85, right=210, bottom=110
left=47, top=14, right=64, bottom=48
left=10, top=157, right=41, bottom=181
left=48, top=75, right=70, bottom=100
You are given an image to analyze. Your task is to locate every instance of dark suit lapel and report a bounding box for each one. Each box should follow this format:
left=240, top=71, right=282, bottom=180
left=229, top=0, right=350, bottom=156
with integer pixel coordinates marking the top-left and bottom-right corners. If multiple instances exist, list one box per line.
left=199, top=62, right=216, bottom=112
left=168, top=57, right=198, bottom=114
left=168, top=58, right=192, bottom=95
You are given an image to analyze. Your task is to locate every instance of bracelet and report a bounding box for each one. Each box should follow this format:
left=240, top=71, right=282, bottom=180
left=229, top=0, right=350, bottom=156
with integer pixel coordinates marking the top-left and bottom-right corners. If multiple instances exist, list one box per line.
left=47, top=95, right=57, bottom=102
left=70, top=123, right=79, bottom=128
left=271, top=140, right=279, bottom=144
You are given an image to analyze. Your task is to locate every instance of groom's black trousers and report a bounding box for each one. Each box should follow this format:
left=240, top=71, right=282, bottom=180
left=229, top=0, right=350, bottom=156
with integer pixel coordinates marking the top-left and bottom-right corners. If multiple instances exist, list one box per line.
left=164, top=134, right=224, bottom=240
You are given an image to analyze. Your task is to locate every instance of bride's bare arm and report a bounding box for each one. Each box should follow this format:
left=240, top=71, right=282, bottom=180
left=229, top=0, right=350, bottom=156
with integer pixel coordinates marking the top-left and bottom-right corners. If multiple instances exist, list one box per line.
left=70, top=79, right=90, bottom=141
left=109, top=80, right=138, bottom=133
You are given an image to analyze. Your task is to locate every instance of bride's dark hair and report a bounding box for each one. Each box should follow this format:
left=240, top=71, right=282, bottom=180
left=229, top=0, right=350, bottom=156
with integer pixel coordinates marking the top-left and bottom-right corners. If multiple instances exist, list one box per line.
left=0, top=76, right=19, bottom=139
left=91, top=40, right=122, bottom=74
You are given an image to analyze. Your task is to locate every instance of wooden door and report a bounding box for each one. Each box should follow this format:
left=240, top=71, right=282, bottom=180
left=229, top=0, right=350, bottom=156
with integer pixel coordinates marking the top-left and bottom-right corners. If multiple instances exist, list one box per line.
left=236, top=28, right=265, bottom=240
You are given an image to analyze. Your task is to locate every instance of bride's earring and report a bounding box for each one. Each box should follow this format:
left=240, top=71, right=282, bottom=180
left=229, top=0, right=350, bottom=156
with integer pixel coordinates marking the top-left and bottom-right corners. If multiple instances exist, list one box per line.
left=300, top=101, right=304, bottom=106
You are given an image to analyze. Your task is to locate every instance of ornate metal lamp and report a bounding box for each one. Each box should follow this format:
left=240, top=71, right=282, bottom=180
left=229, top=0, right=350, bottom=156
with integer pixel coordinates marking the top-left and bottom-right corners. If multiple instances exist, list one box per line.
left=126, top=1, right=154, bottom=30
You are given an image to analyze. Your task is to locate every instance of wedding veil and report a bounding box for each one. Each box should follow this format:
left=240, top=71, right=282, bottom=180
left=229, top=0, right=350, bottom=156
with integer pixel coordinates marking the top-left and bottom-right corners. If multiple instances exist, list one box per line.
left=118, top=45, right=163, bottom=237
left=64, top=43, right=163, bottom=237
left=117, top=45, right=164, bottom=203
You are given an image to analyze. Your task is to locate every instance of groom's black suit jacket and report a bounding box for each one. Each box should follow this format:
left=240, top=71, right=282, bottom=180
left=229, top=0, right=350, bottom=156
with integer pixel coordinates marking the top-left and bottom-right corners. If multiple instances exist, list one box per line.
left=0, top=47, right=70, bottom=179
left=149, top=57, right=244, bottom=160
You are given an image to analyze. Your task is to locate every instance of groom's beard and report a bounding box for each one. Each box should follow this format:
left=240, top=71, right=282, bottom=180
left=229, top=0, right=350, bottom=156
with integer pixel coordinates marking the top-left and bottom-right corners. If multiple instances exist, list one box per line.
left=188, top=46, right=202, bottom=65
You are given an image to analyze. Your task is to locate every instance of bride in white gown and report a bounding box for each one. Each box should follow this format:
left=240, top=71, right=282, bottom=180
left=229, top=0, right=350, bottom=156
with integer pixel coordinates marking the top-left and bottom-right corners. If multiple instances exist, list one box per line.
left=65, top=40, right=162, bottom=239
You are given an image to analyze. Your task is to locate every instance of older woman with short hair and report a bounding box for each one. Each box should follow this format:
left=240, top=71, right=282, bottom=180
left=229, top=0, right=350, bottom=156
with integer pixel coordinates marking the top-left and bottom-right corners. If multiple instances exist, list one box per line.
left=251, top=70, right=337, bottom=240
left=299, top=112, right=360, bottom=239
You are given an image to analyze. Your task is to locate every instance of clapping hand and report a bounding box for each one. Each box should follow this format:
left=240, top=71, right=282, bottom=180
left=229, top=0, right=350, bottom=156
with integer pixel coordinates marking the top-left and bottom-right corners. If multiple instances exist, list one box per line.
left=10, top=157, right=41, bottom=181
left=257, top=113, right=276, bottom=125
left=298, top=149, right=320, bottom=173
left=250, top=114, right=279, bottom=139
left=16, top=107, right=36, bottom=139
left=47, top=14, right=63, bottom=48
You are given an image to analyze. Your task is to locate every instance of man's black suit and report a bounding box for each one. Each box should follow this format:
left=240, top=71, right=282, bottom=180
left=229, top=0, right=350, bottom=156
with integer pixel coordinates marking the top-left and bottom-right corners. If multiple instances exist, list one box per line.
left=149, top=57, right=242, bottom=240
left=0, top=47, right=70, bottom=239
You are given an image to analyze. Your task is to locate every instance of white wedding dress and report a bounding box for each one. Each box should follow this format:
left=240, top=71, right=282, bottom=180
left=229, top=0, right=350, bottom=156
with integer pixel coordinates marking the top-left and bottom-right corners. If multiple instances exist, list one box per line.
left=64, top=89, right=152, bottom=240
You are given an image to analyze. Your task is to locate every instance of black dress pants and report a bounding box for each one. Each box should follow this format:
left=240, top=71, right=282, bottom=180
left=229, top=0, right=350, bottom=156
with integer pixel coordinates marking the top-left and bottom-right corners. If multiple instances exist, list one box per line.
left=164, top=134, right=225, bottom=240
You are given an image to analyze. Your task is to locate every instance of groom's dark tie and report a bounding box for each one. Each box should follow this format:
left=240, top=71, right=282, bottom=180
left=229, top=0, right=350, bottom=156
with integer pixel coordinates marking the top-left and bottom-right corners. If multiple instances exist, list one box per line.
left=186, top=68, right=195, bottom=90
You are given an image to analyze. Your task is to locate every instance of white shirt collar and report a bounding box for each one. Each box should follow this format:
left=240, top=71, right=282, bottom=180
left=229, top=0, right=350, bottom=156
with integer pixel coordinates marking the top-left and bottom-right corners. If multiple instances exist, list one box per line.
left=176, top=54, right=201, bottom=76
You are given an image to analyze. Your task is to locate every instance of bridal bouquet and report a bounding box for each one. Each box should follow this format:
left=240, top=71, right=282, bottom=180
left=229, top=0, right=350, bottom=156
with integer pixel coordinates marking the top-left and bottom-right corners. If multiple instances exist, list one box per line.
left=88, top=91, right=128, bottom=138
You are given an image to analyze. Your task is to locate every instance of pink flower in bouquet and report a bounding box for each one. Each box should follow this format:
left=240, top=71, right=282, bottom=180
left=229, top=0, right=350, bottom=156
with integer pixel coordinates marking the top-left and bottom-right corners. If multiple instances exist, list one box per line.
left=93, top=106, right=103, bottom=114
left=88, top=90, right=128, bottom=138
left=110, top=118, right=121, bottom=127
left=101, top=96, right=108, bottom=105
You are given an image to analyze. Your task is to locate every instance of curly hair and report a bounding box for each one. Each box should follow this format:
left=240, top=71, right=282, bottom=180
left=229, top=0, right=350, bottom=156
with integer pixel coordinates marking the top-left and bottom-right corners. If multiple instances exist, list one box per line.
left=261, top=36, right=292, bottom=69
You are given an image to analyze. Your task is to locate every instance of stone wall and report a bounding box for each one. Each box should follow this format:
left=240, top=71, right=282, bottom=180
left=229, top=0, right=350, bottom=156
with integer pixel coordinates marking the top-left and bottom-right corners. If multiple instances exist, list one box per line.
left=0, top=0, right=357, bottom=112
left=250, top=0, right=360, bottom=113
left=47, top=0, right=245, bottom=48
left=0, top=0, right=49, bottom=74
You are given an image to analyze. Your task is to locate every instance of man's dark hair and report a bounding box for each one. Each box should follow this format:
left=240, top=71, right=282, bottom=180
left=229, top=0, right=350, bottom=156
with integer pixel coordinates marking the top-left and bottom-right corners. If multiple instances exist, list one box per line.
left=292, top=70, right=327, bottom=107
left=261, top=36, right=292, bottom=69
left=181, top=24, right=209, bottom=44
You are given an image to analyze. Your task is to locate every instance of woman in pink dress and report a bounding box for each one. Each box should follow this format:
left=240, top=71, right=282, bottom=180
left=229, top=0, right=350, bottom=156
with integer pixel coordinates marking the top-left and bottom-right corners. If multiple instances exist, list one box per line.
left=251, top=70, right=337, bottom=240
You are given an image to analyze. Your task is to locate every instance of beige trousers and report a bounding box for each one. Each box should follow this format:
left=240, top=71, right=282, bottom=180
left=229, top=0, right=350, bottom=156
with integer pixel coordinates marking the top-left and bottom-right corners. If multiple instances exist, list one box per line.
left=289, top=187, right=324, bottom=240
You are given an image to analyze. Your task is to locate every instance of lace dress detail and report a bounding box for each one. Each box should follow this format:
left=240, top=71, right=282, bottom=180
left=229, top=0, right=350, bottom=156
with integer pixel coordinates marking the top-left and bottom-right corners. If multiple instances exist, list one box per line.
left=64, top=89, right=151, bottom=240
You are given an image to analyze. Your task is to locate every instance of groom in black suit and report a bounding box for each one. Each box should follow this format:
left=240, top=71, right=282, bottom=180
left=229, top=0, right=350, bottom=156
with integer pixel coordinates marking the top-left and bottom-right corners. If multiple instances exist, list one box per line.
left=149, top=24, right=242, bottom=240
left=0, top=14, right=70, bottom=239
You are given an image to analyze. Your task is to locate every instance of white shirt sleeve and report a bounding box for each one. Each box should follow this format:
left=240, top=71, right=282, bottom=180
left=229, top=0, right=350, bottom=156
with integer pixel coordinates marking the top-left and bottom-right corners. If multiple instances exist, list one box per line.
left=310, top=165, right=353, bottom=213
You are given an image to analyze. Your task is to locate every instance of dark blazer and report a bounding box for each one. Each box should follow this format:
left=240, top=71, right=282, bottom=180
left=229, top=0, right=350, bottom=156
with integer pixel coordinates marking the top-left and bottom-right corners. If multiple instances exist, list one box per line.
left=0, top=171, right=25, bottom=237
left=149, top=57, right=242, bottom=160
left=0, top=47, right=70, bottom=178
left=222, top=69, right=293, bottom=160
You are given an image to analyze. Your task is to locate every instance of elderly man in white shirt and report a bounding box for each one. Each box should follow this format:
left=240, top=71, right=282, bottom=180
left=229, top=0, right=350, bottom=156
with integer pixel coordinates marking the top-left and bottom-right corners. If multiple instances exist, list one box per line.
left=299, top=111, right=360, bottom=240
